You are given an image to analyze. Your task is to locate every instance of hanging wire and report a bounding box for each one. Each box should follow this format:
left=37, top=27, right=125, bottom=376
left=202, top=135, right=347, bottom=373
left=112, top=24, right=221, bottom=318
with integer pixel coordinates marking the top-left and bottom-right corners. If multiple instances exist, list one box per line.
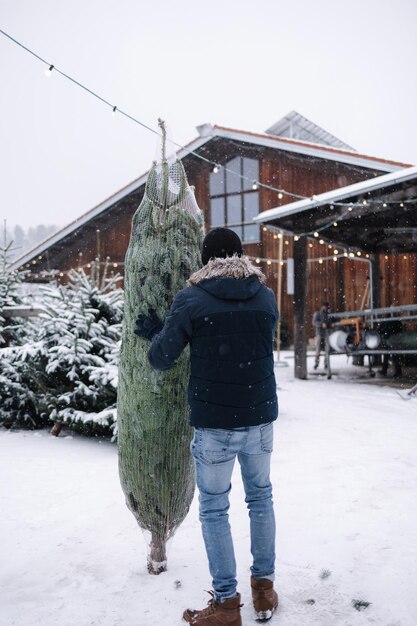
left=2, top=28, right=416, bottom=212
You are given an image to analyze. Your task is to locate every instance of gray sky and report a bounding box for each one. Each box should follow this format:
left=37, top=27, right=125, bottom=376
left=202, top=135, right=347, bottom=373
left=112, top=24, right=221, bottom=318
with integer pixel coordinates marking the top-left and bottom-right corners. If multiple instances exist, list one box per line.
left=1, top=0, right=417, bottom=232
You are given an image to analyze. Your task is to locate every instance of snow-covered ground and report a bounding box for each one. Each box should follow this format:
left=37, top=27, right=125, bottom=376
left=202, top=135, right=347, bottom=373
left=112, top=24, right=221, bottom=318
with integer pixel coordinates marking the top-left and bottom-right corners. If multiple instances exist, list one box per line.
left=1, top=354, right=417, bottom=626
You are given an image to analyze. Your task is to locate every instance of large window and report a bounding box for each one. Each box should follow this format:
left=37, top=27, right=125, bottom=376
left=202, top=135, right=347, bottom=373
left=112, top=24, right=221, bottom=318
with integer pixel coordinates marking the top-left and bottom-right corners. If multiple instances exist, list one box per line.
left=209, top=157, right=260, bottom=243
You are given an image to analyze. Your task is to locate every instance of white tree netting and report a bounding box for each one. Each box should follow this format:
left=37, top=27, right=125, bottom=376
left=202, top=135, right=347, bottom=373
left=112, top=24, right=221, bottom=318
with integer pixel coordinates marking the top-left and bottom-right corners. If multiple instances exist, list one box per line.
left=117, top=155, right=204, bottom=574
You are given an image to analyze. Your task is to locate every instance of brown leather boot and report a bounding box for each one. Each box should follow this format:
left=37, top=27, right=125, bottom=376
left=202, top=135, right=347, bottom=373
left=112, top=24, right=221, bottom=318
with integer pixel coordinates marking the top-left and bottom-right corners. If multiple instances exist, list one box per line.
left=251, top=577, right=278, bottom=620
left=182, top=591, right=242, bottom=625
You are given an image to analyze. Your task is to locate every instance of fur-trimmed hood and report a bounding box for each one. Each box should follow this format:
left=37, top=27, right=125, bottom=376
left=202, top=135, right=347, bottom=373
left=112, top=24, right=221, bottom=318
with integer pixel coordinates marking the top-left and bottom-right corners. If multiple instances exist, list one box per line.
left=187, top=255, right=266, bottom=302
left=187, top=255, right=266, bottom=286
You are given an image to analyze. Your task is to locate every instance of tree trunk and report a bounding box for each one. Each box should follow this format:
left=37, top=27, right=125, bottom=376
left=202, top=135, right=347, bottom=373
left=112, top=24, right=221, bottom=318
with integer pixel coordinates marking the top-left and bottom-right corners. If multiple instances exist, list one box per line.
left=147, top=533, right=168, bottom=575
left=50, top=420, right=63, bottom=436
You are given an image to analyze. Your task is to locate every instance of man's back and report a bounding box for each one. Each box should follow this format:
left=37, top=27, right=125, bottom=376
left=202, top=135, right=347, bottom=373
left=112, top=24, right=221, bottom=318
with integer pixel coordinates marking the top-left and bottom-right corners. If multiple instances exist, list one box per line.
left=149, top=256, right=279, bottom=429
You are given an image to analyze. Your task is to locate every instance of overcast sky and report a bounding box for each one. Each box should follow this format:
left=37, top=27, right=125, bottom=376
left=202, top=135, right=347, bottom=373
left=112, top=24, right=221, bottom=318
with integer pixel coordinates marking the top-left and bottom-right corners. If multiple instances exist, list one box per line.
left=1, top=0, right=417, bottom=232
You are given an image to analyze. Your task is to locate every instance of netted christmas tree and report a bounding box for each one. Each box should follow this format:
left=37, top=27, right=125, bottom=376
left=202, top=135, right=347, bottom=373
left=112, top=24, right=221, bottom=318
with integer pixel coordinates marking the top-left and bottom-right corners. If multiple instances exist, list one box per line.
left=118, top=124, right=204, bottom=574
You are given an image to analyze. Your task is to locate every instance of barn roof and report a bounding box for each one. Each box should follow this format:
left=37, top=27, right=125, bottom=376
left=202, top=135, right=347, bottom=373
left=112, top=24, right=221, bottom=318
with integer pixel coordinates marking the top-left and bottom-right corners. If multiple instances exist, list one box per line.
left=254, top=165, right=417, bottom=253
left=11, top=124, right=413, bottom=270
left=195, top=124, right=411, bottom=171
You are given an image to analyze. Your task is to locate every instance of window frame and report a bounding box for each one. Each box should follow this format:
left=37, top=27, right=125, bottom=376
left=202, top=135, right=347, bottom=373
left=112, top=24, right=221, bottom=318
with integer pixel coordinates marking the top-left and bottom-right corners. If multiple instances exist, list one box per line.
left=209, top=156, right=261, bottom=244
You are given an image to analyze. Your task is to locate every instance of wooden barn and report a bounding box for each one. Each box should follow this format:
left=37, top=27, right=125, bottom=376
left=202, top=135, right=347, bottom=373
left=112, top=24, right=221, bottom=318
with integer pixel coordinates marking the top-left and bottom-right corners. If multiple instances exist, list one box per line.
left=12, top=111, right=415, bottom=345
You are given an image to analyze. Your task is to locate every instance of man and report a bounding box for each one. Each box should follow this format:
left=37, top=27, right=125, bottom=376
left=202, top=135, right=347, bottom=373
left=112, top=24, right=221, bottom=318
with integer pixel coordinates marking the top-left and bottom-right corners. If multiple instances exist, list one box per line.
left=135, top=227, right=279, bottom=626
left=312, top=301, right=332, bottom=369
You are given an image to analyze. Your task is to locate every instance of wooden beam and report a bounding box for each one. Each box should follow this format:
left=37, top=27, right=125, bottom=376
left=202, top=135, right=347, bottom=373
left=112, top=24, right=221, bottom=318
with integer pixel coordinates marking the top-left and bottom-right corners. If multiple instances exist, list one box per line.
left=293, top=237, right=308, bottom=379
left=371, top=253, right=381, bottom=310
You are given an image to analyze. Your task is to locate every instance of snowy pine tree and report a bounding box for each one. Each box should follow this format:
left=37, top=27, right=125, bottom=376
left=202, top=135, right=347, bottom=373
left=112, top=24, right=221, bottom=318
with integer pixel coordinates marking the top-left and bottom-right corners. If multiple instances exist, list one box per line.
left=0, top=261, right=123, bottom=435
left=36, top=263, right=123, bottom=435
left=0, top=226, right=25, bottom=346
left=0, top=226, right=38, bottom=427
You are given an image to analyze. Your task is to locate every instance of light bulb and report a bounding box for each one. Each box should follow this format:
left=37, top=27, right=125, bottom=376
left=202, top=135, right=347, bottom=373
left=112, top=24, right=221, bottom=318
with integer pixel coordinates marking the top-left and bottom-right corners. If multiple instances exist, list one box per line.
left=44, top=64, right=54, bottom=77
left=252, top=181, right=258, bottom=190
left=212, top=165, right=219, bottom=174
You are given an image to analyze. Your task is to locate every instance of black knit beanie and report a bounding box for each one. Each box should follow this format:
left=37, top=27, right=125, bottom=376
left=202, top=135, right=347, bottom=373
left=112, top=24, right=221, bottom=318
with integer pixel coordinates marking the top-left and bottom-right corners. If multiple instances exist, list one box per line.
left=201, top=227, right=243, bottom=265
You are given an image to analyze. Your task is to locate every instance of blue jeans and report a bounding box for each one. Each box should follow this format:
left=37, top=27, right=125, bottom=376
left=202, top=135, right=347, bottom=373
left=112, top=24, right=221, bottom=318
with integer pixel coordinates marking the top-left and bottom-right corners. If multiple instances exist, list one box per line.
left=191, top=423, right=276, bottom=602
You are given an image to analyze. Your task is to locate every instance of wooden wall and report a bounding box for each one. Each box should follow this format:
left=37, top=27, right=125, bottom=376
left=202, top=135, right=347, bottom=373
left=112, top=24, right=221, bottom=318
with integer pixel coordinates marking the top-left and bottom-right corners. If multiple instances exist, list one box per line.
left=25, top=146, right=417, bottom=344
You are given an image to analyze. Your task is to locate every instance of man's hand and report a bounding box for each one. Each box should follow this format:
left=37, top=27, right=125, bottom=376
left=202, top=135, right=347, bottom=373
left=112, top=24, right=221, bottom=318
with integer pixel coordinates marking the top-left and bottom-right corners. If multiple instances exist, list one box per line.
left=134, top=309, right=163, bottom=341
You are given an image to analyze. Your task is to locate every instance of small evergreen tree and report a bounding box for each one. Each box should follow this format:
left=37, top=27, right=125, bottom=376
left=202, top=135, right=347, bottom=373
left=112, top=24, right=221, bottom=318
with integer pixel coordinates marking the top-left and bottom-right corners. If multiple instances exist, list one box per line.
left=0, top=224, right=25, bottom=346
left=36, top=262, right=123, bottom=436
left=0, top=260, right=123, bottom=435
left=0, top=224, right=37, bottom=427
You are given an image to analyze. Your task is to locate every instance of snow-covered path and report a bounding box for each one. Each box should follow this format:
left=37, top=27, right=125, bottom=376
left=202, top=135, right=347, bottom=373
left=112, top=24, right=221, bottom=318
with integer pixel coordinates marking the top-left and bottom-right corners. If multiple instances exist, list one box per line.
left=1, top=358, right=417, bottom=626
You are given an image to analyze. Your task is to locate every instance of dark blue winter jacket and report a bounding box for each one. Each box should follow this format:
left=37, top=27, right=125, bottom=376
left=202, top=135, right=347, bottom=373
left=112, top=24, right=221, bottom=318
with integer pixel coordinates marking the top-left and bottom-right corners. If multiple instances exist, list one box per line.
left=148, top=256, right=279, bottom=429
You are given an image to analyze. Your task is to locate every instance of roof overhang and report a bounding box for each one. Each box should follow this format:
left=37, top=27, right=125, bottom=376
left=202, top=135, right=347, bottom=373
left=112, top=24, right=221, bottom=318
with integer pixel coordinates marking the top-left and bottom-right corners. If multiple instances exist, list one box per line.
left=10, top=170, right=148, bottom=270
left=254, top=165, right=417, bottom=253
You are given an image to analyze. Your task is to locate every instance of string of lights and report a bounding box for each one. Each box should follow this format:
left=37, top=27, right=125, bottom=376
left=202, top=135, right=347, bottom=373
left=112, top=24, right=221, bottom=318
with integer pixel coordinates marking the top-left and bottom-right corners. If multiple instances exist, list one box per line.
left=257, top=224, right=410, bottom=264
left=26, top=227, right=410, bottom=280
left=2, top=28, right=416, bottom=214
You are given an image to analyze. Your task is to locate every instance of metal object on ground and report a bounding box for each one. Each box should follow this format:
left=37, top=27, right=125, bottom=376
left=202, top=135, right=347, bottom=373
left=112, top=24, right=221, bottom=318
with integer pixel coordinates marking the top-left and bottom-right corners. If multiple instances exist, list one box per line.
left=364, top=330, right=381, bottom=350
left=328, top=330, right=348, bottom=353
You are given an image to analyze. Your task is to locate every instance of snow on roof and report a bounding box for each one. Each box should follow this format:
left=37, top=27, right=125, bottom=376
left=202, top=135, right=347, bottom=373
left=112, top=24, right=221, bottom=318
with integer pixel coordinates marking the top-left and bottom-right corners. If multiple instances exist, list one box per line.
left=208, top=125, right=411, bottom=171
left=253, top=164, right=417, bottom=225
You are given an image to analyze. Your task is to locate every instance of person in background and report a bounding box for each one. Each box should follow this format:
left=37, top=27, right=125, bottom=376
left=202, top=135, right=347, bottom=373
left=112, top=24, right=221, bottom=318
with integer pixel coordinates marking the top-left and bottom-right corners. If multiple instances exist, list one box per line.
left=135, top=227, right=279, bottom=626
left=313, top=301, right=333, bottom=369
left=379, top=317, right=403, bottom=378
